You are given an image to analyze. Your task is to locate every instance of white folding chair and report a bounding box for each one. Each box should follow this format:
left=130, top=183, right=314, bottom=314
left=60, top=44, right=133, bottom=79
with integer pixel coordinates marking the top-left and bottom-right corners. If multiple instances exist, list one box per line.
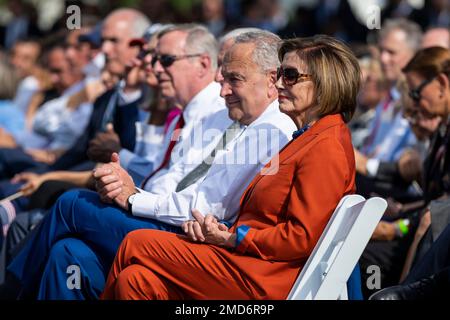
left=288, top=194, right=387, bottom=300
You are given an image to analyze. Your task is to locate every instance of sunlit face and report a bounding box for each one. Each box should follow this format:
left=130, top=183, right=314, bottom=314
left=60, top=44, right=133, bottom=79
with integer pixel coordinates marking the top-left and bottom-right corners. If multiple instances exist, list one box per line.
left=276, top=51, right=315, bottom=118
left=47, top=48, right=77, bottom=93
left=405, top=71, right=449, bottom=117
left=10, top=42, right=40, bottom=78
left=219, top=42, right=275, bottom=125
left=142, top=36, right=159, bottom=88
left=152, top=30, right=201, bottom=106
left=65, top=29, right=90, bottom=73
left=379, top=29, right=415, bottom=83
left=357, top=60, right=386, bottom=109
left=402, top=95, right=441, bottom=140
left=101, top=16, right=139, bottom=76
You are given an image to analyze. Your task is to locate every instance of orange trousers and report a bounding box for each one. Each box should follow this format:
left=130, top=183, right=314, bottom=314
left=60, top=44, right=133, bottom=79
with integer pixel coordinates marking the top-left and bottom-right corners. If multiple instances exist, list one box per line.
left=100, top=229, right=293, bottom=300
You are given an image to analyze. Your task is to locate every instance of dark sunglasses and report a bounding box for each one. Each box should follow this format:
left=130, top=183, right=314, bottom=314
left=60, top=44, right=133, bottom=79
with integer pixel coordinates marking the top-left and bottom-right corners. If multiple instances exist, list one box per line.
left=408, top=76, right=436, bottom=102
left=277, top=67, right=311, bottom=86
left=151, top=53, right=202, bottom=68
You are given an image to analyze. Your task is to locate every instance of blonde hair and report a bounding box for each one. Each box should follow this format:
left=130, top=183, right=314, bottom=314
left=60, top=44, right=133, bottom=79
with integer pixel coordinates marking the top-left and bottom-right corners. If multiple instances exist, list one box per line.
left=278, top=35, right=361, bottom=122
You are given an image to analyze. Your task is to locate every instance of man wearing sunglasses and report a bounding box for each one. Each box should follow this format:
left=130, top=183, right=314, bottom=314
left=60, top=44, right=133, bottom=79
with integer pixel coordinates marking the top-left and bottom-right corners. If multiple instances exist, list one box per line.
left=3, top=28, right=296, bottom=300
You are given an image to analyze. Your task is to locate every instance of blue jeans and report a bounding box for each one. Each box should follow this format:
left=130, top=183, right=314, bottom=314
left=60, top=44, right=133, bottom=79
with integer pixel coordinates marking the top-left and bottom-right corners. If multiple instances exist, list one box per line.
left=7, top=189, right=181, bottom=300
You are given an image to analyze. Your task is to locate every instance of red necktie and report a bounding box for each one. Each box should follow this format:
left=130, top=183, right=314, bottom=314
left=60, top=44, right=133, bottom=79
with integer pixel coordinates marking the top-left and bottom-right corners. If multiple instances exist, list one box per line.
left=140, top=114, right=185, bottom=188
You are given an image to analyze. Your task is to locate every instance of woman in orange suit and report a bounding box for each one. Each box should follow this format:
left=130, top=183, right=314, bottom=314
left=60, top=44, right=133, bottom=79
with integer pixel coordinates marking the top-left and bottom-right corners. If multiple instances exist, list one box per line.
left=101, top=34, right=361, bottom=300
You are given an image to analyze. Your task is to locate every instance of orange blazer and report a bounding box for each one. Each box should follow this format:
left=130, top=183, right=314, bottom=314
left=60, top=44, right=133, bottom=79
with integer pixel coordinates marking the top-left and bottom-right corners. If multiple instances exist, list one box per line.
left=225, top=113, right=356, bottom=299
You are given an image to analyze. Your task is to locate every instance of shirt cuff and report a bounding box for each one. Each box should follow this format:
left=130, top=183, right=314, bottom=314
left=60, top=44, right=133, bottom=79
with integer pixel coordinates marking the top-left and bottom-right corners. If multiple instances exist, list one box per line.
left=235, top=225, right=251, bottom=249
left=220, top=220, right=232, bottom=229
left=366, top=158, right=380, bottom=177
left=118, top=148, right=135, bottom=171
left=130, top=190, right=159, bottom=219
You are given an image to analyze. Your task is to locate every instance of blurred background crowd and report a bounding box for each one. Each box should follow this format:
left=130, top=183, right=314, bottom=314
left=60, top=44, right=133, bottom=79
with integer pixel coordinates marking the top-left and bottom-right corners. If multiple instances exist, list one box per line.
left=0, top=0, right=450, bottom=300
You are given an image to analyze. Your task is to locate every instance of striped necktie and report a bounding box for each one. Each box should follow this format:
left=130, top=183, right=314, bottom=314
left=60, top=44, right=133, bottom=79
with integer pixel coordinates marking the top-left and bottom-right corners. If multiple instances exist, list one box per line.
left=175, top=121, right=242, bottom=192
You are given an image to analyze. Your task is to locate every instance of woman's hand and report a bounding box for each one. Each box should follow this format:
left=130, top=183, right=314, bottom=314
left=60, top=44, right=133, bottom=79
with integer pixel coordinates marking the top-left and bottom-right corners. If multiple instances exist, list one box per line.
left=181, top=209, right=236, bottom=248
left=11, top=172, right=45, bottom=196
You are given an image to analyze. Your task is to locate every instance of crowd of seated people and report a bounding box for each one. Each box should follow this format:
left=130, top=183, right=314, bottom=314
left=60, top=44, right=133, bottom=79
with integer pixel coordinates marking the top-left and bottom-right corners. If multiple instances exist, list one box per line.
left=0, top=2, right=449, bottom=301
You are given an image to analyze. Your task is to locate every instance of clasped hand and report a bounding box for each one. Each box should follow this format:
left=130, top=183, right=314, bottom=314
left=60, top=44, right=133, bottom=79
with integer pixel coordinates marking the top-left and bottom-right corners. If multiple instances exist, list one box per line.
left=92, top=152, right=136, bottom=210
left=182, top=209, right=236, bottom=248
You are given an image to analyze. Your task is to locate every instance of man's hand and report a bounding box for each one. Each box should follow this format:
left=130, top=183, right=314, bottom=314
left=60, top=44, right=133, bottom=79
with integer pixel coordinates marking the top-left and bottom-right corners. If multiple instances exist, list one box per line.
left=87, top=124, right=121, bottom=163
left=93, top=153, right=136, bottom=210
left=354, top=148, right=368, bottom=175
left=181, top=209, right=235, bottom=247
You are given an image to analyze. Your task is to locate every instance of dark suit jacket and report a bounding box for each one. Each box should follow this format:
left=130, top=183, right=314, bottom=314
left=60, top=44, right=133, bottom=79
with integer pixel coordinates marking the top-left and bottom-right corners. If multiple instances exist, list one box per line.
left=49, top=89, right=139, bottom=171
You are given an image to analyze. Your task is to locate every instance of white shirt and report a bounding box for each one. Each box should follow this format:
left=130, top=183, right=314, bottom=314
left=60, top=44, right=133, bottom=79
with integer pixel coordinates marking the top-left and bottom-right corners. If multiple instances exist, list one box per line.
left=16, top=80, right=93, bottom=151
left=13, top=76, right=40, bottom=115
left=131, top=99, right=297, bottom=226
left=120, top=81, right=225, bottom=185
left=120, top=122, right=165, bottom=185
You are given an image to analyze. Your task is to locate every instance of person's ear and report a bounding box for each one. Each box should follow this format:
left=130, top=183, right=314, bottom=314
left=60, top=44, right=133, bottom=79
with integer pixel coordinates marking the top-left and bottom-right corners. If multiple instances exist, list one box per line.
left=198, top=54, right=212, bottom=77
left=436, top=73, right=449, bottom=98
left=267, top=69, right=278, bottom=98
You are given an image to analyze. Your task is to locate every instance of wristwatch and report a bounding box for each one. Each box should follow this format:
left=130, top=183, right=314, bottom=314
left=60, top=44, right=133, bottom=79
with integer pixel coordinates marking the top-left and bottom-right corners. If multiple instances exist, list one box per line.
left=127, top=193, right=137, bottom=212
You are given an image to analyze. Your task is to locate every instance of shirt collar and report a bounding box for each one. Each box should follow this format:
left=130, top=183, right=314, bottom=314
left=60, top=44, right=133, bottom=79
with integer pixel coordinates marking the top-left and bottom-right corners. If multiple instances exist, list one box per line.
left=292, top=123, right=311, bottom=139
left=182, top=81, right=223, bottom=123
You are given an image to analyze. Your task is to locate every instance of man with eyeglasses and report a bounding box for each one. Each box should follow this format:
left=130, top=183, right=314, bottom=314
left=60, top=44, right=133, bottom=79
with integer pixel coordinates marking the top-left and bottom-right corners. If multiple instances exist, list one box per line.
left=1, top=28, right=296, bottom=300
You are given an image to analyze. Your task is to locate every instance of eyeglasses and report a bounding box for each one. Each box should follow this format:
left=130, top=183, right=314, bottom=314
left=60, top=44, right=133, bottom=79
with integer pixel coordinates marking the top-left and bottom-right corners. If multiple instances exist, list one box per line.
left=277, top=67, right=311, bottom=86
left=151, top=54, right=202, bottom=68
left=408, top=76, right=436, bottom=102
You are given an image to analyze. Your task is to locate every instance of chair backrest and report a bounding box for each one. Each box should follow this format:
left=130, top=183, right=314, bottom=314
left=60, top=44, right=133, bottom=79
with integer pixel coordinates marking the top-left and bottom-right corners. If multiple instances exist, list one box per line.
left=287, top=194, right=387, bottom=300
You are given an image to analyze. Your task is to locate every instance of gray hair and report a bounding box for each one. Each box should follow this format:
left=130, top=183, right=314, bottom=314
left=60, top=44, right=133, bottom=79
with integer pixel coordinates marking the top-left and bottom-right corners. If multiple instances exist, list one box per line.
left=159, top=24, right=219, bottom=70
left=219, top=27, right=262, bottom=47
left=233, top=30, right=281, bottom=73
left=379, top=18, right=423, bottom=52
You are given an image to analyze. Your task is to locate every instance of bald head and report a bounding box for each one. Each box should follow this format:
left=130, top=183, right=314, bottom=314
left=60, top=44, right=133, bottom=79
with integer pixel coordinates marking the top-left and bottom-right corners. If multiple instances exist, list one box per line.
left=102, top=8, right=150, bottom=75
left=104, top=9, right=150, bottom=39
left=421, top=28, right=450, bottom=49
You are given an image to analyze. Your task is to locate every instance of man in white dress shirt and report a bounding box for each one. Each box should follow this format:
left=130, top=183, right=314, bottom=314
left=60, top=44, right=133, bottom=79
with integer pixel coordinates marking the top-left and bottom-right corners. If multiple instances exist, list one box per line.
left=5, top=29, right=295, bottom=300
